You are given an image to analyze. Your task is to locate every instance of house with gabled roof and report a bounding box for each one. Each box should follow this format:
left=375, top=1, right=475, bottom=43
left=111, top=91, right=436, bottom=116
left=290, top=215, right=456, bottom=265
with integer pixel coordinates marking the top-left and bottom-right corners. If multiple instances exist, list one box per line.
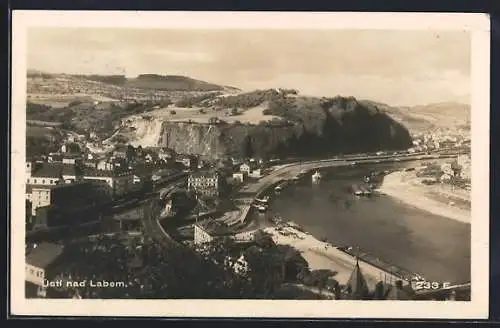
left=25, top=242, right=65, bottom=297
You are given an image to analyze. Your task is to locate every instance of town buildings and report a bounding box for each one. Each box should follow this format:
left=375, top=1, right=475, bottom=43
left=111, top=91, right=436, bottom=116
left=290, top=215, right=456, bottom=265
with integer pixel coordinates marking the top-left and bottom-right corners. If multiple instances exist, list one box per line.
left=158, top=147, right=176, bottom=162
left=29, top=181, right=102, bottom=228
left=193, top=220, right=232, bottom=245
left=82, top=168, right=133, bottom=200
left=26, top=160, right=134, bottom=202
left=188, top=169, right=225, bottom=197
left=239, top=160, right=261, bottom=178
left=25, top=243, right=65, bottom=298
left=178, top=154, right=199, bottom=171
left=232, top=172, right=245, bottom=183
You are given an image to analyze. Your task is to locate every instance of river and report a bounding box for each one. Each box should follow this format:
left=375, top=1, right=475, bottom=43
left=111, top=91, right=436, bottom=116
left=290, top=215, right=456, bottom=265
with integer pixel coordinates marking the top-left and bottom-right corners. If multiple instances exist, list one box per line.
left=252, top=160, right=471, bottom=285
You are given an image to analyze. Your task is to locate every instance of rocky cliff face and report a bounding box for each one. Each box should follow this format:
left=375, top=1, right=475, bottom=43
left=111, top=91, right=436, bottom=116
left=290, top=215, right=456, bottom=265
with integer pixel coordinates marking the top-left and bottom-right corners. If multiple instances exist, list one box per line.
left=119, top=96, right=413, bottom=159
left=156, top=117, right=411, bottom=159
left=158, top=122, right=228, bottom=157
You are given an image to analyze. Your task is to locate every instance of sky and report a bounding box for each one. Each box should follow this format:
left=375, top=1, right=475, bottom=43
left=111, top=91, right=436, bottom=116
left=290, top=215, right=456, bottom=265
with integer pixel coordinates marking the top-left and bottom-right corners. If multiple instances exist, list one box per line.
left=27, top=28, right=471, bottom=107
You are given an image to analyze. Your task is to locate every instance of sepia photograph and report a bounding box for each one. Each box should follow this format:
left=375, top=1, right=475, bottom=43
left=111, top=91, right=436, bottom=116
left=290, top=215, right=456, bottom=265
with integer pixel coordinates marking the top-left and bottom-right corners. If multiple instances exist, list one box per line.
left=10, top=11, right=490, bottom=318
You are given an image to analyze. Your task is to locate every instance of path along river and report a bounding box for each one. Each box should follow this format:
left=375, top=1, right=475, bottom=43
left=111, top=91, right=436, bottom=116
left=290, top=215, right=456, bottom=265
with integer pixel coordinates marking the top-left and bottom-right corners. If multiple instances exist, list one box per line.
left=250, top=160, right=471, bottom=284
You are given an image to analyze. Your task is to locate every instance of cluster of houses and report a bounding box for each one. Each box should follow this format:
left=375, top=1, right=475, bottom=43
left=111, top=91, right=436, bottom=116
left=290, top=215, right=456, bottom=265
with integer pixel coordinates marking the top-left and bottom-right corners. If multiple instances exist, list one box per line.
left=231, top=159, right=264, bottom=183
left=25, top=137, right=273, bottom=230
left=439, top=155, right=471, bottom=184
left=408, top=133, right=471, bottom=154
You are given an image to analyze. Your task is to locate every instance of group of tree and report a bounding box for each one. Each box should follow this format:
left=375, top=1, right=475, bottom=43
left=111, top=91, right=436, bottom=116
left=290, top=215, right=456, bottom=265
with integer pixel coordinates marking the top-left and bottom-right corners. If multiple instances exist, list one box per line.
left=174, top=92, right=222, bottom=108
left=47, top=225, right=341, bottom=299
left=26, top=136, right=60, bottom=158
left=213, top=89, right=283, bottom=109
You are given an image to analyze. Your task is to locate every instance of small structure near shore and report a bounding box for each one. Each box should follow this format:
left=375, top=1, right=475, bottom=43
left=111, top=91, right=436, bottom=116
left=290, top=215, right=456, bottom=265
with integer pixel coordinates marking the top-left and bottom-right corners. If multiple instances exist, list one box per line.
left=312, top=171, right=322, bottom=184
left=193, top=219, right=233, bottom=245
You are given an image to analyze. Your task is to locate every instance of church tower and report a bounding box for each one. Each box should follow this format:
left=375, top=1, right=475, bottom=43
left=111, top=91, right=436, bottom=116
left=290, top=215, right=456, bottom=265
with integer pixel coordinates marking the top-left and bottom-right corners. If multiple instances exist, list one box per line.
left=345, top=257, right=370, bottom=300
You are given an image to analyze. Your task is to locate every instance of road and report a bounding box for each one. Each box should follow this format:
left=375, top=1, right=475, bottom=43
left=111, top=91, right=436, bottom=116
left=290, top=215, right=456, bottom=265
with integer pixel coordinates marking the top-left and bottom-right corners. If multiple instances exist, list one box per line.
left=139, top=150, right=463, bottom=245
left=233, top=150, right=463, bottom=234
left=242, top=151, right=460, bottom=203
left=141, top=199, right=179, bottom=248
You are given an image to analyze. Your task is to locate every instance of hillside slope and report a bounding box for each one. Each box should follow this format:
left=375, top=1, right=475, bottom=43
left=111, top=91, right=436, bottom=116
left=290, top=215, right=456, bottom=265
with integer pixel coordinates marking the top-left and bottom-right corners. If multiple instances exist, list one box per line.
left=360, top=100, right=470, bottom=134
left=26, top=73, right=413, bottom=159
left=114, top=91, right=412, bottom=159
left=124, top=74, right=237, bottom=92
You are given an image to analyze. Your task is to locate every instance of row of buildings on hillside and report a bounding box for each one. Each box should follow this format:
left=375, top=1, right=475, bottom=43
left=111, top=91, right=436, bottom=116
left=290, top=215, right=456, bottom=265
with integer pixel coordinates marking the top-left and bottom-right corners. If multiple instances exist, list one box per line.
left=409, top=132, right=471, bottom=154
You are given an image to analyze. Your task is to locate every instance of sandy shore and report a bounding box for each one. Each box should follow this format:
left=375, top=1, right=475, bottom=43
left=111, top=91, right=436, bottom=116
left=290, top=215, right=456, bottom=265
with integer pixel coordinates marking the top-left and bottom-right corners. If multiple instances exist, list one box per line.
left=260, top=226, right=380, bottom=289
left=377, top=171, right=470, bottom=224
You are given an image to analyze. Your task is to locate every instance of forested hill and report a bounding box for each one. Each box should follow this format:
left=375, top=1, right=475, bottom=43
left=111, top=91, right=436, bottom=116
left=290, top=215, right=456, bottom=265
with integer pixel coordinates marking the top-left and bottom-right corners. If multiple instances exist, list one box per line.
left=71, top=73, right=239, bottom=92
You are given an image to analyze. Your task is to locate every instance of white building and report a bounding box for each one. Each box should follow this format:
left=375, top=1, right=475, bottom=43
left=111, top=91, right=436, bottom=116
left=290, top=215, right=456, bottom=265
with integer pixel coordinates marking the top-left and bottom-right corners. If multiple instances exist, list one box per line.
left=26, top=160, right=133, bottom=200
left=239, top=163, right=251, bottom=175
left=441, top=163, right=454, bottom=176
left=26, top=243, right=64, bottom=297
left=188, top=170, right=223, bottom=197
left=97, top=159, right=114, bottom=171
left=232, top=172, right=245, bottom=183
left=193, top=220, right=232, bottom=246
left=194, top=223, right=215, bottom=245
left=249, top=168, right=262, bottom=179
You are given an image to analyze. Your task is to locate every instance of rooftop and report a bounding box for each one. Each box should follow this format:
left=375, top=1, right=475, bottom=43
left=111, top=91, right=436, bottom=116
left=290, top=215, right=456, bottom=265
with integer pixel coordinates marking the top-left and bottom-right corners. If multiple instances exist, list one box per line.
left=31, top=162, right=79, bottom=178
left=26, top=243, right=64, bottom=269
left=189, top=170, right=219, bottom=178
left=29, top=181, right=91, bottom=191
left=62, top=153, right=83, bottom=159
left=31, top=162, right=132, bottom=179
left=196, top=219, right=233, bottom=236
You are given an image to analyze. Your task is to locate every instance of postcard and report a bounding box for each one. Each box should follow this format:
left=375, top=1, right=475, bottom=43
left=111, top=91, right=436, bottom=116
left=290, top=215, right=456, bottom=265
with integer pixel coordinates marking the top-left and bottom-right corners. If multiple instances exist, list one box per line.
left=10, top=11, right=490, bottom=319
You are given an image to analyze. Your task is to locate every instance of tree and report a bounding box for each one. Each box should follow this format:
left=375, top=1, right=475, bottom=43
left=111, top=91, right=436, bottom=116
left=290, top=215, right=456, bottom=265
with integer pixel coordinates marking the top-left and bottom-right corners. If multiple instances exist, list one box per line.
left=253, top=229, right=275, bottom=249
left=170, top=110, right=177, bottom=115
left=450, top=160, right=462, bottom=177
left=242, top=136, right=254, bottom=158
left=231, top=107, right=239, bottom=116
left=136, top=145, right=144, bottom=157
left=126, top=144, right=136, bottom=162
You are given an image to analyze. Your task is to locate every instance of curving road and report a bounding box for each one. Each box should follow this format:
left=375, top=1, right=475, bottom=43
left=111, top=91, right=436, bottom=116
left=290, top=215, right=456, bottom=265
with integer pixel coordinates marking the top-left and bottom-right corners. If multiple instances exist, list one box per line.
left=235, top=151, right=462, bottom=228
left=244, top=151, right=460, bottom=198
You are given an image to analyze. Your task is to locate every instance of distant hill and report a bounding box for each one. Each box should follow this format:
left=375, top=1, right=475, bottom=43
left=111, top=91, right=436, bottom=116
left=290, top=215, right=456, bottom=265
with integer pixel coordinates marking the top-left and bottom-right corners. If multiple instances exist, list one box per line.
left=125, top=74, right=227, bottom=92
left=359, top=100, right=470, bottom=134
left=25, top=72, right=413, bottom=159
left=71, top=73, right=238, bottom=92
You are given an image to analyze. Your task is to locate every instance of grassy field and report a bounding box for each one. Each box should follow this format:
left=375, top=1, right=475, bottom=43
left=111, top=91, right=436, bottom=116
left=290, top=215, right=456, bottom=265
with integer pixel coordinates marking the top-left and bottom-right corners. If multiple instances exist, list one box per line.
left=133, top=102, right=281, bottom=125
left=26, top=125, right=55, bottom=138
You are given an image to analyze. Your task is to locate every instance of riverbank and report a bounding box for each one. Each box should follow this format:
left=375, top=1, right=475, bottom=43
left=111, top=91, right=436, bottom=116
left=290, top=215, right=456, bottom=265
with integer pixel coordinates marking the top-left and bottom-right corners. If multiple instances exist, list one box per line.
left=377, top=171, right=471, bottom=224
left=260, top=224, right=382, bottom=289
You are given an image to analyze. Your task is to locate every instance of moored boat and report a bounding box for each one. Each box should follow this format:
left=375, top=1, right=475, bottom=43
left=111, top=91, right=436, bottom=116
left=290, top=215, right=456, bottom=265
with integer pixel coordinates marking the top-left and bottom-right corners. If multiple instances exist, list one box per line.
left=312, top=170, right=322, bottom=183
left=255, top=195, right=270, bottom=204
left=252, top=203, right=268, bottom=212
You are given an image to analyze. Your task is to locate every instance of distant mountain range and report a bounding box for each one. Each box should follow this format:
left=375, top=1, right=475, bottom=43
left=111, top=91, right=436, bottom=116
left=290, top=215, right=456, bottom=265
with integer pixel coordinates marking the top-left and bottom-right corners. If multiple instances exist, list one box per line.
left=26, top=70, right=470, bottom=138
left=360, top=100, right=470, bottom=133
left=27, top=70, right=240, bottom=93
